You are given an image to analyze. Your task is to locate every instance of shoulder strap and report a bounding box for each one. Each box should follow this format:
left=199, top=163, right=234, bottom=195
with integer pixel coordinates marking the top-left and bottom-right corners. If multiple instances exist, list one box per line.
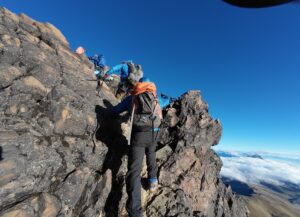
left=151, top=99, right=158, bottom=119
left=127, top=103, right=135, bottom=146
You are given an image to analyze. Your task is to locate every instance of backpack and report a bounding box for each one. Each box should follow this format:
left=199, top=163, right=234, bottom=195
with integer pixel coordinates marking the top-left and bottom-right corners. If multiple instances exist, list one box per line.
left=132, top=92, right=162, bottom=132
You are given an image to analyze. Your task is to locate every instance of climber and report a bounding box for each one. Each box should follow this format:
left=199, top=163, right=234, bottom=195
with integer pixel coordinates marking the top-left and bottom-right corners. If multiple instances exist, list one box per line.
left=80, top=49, right=112, bottom=92
left=88, top=54, right=111, bottom=79
left=106, top=61, right=143, bottom=99
left=89, top=54, right=106, bottom=70
left=111, top=79, right=162, bottom=217
left=87, top=54, right=112, bottom=94
left=75, top=46, right=112, bottom=88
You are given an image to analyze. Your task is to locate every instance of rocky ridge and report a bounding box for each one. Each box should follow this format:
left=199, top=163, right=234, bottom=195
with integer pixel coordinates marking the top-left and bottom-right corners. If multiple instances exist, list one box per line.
left=0, top=7, right=249, bottom=217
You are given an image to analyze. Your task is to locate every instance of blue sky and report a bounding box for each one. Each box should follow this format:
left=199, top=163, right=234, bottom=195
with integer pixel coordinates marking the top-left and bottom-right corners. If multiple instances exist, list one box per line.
left=2, top=0, right=300, bottom=154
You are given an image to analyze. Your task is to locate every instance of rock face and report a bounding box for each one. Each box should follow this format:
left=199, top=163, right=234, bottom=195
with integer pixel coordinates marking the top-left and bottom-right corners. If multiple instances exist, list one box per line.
left=0, top=7, right=249, bottom=217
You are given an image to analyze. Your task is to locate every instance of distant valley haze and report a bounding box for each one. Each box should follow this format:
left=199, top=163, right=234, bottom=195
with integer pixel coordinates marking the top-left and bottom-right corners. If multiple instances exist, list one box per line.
left=216, top=149, right=300, bottom=217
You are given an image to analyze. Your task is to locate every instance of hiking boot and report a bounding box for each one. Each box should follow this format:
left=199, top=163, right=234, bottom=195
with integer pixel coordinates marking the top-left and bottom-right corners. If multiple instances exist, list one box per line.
left=148, top=178, right=158, bottom=193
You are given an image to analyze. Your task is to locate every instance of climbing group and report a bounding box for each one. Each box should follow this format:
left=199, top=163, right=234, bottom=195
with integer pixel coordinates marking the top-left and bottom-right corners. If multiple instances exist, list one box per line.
left=76, top=46, right=174, bottom=217
left=75, top=46, right=173, bottom=106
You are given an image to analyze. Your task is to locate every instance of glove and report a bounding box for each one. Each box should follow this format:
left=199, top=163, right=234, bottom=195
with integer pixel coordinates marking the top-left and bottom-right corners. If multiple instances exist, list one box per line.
left=94, top=70, right=101, bottom=76
left=105, top=76, right=114, bottom=81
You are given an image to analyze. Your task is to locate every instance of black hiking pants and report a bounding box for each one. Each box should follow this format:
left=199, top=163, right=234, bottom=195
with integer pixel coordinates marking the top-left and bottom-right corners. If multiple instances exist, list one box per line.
left=126, top=131, right=158, bottom=217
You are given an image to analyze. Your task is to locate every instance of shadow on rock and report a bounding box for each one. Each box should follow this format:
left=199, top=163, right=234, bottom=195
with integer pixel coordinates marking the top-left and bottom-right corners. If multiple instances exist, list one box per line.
left=222, top=177, right=254, bottom=196
left=141, top=177, right=149, bottom=191
left=95, top=99, right=128, bottom=217
left=0, top=146, right=3, bottom=161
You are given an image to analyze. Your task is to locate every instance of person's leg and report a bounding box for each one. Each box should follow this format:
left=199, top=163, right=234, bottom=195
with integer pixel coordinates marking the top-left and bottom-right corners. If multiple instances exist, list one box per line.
left=145, top=132, right=158, bottom=192
left=145, top=142, right=158, bottom=179
left=126, top=146, right=145, bottom=217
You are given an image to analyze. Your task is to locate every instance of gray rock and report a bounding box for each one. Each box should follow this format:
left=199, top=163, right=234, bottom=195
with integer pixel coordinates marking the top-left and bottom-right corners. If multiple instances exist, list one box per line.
left=0, top=7, right=249, bottom=217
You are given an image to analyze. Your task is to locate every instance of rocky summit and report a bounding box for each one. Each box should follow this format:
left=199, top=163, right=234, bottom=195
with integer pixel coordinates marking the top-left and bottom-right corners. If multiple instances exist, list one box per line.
left=0, top=7, right=249, bottom=217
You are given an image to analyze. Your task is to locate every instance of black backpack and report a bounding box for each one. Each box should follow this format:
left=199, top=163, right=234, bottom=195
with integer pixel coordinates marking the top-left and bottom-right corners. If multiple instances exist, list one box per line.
left=132, top=92, right=162, bottom=132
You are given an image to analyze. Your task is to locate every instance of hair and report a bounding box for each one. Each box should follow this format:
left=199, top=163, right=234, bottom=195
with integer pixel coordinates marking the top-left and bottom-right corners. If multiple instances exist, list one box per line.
left=128, top=69, right=144, bottom=84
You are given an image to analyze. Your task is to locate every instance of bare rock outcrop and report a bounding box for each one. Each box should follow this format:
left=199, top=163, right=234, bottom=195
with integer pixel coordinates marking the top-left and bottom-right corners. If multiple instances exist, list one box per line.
left=0, top=7, right=249, bottom=217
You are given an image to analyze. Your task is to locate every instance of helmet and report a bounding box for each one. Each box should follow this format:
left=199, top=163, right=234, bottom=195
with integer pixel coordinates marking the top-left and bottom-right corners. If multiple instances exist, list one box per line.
left=76, top=46, right=85, bottom=55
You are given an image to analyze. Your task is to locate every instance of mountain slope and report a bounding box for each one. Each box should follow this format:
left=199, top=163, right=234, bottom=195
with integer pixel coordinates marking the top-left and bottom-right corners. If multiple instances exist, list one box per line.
left=0, top=7, right=249, bottom=217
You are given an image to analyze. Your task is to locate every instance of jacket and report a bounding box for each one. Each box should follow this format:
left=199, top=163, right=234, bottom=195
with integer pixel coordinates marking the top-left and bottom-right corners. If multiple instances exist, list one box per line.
left=89, top=54, right=106, bottom=68
left=107, top=63, right=129, bottom=82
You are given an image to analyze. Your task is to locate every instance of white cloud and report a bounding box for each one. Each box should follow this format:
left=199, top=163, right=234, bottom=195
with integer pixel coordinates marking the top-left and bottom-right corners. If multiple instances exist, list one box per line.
left=219, top=151, right=300, bottom=187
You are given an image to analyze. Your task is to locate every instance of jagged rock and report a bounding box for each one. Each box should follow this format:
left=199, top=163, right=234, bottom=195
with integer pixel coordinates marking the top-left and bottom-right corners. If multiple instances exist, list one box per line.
left=0, top=7, right=249, bottom=217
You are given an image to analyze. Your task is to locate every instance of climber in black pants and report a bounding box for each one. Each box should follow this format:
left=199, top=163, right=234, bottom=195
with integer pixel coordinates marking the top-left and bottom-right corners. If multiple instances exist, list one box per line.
left=111, top=78, right=161, bottom=217
left=126, top=131, right=158, bottom=217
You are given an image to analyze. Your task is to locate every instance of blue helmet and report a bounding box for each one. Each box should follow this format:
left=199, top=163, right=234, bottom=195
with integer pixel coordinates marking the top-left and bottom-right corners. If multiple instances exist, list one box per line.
left=139, top=77, right=151, bottom=82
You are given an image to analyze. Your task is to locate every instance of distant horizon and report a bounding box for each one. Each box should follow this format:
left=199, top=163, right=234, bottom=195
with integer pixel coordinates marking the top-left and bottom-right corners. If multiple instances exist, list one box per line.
left=213, top=147, right=300, bottom=157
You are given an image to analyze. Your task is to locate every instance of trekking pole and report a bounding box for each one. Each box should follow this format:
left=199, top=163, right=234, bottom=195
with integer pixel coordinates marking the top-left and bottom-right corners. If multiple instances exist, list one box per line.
left=127, top=104, right=135, bottom=146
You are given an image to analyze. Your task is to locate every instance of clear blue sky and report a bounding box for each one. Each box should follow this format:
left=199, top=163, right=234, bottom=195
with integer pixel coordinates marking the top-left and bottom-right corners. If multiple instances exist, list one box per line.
left=2, top=0, right=300, bottom=154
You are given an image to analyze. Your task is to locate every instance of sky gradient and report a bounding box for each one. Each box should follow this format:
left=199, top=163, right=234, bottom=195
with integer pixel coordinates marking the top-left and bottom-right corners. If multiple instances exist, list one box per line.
left=1, top=0, right=300, bottom=154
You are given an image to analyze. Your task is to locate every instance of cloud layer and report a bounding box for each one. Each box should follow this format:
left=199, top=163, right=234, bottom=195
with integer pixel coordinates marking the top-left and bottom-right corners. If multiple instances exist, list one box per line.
left=217, top=150, right=300, bottom=187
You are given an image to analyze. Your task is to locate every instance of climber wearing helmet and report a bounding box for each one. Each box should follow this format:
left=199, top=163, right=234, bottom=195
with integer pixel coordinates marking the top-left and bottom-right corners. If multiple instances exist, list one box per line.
left=89, top=54, right=110, bottom=78
left=75, top=46, right=111, bottom=82
left=76, top=47, right=113, bottom=93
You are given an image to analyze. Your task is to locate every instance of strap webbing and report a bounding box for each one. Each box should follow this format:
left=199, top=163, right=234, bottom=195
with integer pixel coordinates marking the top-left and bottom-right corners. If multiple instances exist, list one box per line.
left=127, top=103, right=135, bottom=146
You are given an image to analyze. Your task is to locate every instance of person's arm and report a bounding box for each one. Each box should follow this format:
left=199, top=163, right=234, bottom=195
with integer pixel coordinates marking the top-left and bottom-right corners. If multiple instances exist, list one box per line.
left=111, top=95, right=132, bottom=114
left=158, top=95, right=171, bottom=109
left=119, top=64, right=129, bottom=80
left=107, top=64, right=125, bottom=76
